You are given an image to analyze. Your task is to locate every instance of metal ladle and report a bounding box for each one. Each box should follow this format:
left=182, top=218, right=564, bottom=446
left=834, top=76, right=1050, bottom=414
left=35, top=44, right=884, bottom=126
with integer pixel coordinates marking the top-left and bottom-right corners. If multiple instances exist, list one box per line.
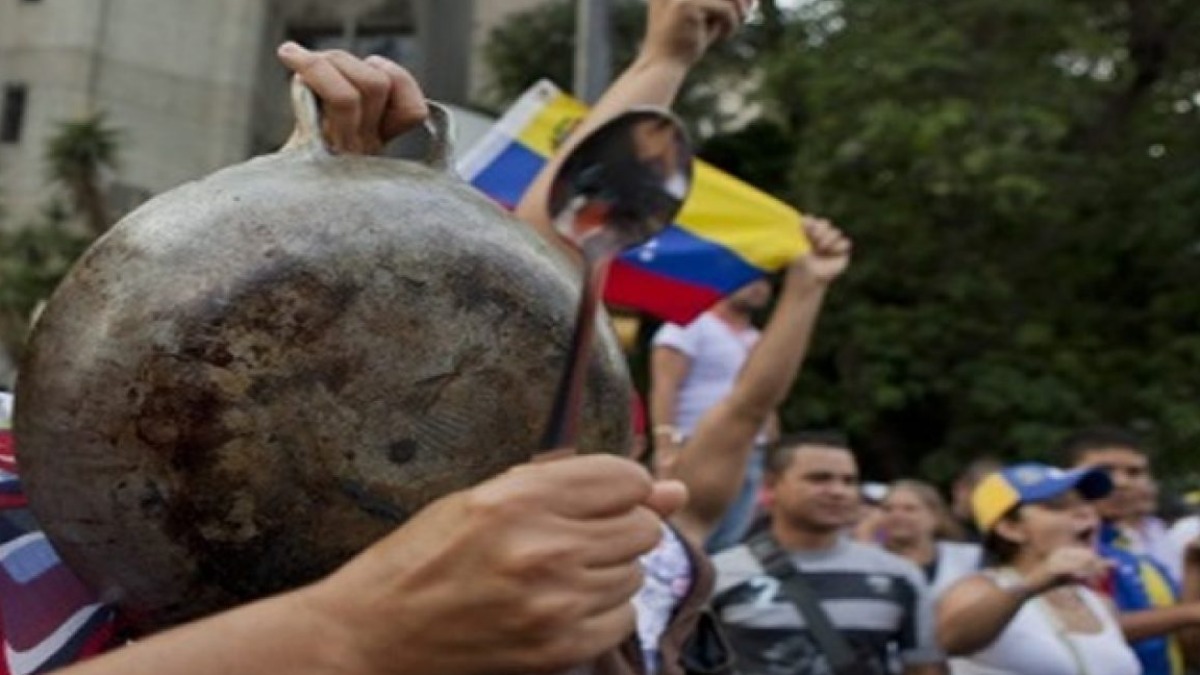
left=540, top=108, right=694, bottom=451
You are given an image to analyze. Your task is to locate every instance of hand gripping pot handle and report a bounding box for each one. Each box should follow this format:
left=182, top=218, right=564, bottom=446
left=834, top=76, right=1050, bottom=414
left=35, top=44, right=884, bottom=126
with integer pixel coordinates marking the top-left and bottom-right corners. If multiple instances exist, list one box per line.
left=283, top=75, right=457, bottom=172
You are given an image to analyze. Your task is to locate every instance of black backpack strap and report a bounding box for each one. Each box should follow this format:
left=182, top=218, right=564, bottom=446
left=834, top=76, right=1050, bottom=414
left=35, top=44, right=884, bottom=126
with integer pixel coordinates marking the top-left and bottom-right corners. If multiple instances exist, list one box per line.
left=679, top=606, right=735, bottom=675
left=745, top=533, right=861, bottom=673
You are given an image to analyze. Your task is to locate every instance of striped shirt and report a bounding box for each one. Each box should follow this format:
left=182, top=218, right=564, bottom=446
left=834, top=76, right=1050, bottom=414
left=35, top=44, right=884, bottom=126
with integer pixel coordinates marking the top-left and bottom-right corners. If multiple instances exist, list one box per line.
left=711, top=536, right=943, bottom=675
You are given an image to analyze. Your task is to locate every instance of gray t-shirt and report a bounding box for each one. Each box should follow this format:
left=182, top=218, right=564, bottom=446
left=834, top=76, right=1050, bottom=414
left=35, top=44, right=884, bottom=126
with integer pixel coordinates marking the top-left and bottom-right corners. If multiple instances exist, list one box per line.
left=711, top=537, right=944, bottom=674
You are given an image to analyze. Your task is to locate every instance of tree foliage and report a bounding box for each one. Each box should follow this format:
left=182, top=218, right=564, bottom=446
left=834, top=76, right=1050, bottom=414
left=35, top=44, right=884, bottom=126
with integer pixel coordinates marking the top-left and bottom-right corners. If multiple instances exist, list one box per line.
left=484, top=0, right=1200, bottom=482
left=0, top=203, right=93, bottom=363
left=44, top=113, right=122, bottom=236
left=1, top=113, right=120, bottom=371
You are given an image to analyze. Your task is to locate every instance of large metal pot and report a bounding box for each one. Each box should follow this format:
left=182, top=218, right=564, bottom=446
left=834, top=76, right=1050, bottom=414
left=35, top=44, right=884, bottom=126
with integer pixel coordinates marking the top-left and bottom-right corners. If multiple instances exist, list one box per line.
left=14, top=84, right=631, bottom=633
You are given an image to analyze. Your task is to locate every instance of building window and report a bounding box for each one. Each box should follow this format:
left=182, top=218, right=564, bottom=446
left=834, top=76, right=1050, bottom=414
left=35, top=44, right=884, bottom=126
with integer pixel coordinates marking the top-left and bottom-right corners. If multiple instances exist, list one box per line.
left=1, top=84, right=27, bottom=144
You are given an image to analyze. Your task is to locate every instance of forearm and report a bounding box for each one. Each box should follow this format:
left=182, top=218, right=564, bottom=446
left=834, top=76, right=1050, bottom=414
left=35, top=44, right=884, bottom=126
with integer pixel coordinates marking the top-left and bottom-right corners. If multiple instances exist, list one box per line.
left=649, top=378, right=680, bottom=436
left=514, top=55, right=690, bottom=234
left=1182, top=562, right=1200, bottom=663
left=764, top=412, right=781, bottom=444
left=57, top=591, right=364, bottom=675
left=938, top=584, right=1031, bottom=655
left=650, top=347, right=690, bottom=445
left=671, top=276, right=827, bottom=538
left=726, top=274, right=827, bottom=417
left=1119, top=604, right=1200, bottom=643
left=1182, top=560, right=1200, bottom=605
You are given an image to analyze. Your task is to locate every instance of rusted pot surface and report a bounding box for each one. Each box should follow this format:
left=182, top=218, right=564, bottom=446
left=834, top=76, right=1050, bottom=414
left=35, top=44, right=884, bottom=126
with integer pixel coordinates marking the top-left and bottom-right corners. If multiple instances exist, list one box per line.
left=14, top=90, right=631, bottom=633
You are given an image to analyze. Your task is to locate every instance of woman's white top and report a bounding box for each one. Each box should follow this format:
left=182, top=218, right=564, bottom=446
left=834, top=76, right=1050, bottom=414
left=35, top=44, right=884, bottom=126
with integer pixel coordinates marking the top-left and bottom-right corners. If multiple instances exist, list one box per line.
left=952, top=570, right=1142, bottom=675
left=931, top=541, right=983, bottom=598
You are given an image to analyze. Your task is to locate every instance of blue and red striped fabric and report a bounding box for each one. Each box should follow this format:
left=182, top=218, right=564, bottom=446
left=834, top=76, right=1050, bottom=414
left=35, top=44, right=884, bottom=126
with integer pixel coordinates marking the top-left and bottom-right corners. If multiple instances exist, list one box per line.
left=459, top=80, right=807, bottom=325
left=0, top=394, right=116, bottom=674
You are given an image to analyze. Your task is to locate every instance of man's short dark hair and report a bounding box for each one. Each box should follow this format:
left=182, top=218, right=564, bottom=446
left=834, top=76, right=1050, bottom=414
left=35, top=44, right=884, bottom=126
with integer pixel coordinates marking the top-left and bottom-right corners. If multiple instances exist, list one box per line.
left=1057, top=426, right=1146, bottom=466
left=766, top=431, right=851, bottom=475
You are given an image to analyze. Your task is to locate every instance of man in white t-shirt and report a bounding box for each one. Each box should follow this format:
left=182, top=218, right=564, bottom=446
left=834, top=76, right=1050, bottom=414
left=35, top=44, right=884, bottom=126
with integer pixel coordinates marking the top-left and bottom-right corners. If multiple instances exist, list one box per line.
left=651, top=278, right=773, bottom=551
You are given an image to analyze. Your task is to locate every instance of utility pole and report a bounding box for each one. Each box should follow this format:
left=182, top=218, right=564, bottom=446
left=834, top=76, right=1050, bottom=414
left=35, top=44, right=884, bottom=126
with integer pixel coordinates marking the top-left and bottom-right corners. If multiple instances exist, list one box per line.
left=573, top=0, right=611, bottom=104
left=414, top=0, right=472, bottom=104
left=86, top=0, right=114, bottom=114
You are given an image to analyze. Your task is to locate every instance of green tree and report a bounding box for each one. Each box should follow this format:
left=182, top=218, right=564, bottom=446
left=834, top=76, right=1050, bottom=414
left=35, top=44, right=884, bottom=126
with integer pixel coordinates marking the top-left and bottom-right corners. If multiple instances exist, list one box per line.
left=758, top=0, right=1200, bottom=479
left=485, top=0, right=1200, bottom=481
left=0, top=113, right=119, bottom=364
left=44, top=113, right=122, bottom=236
left=0, top=202, right=93, bottom=361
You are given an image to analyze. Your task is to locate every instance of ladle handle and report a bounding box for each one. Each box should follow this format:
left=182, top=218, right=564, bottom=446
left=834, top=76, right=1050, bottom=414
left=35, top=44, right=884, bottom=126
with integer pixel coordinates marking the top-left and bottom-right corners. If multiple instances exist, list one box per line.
left=539, top=234, right=621, bottom=452
left=539, top=264, right=602, bottom=451
left=283, top=76, right=457, bottom=171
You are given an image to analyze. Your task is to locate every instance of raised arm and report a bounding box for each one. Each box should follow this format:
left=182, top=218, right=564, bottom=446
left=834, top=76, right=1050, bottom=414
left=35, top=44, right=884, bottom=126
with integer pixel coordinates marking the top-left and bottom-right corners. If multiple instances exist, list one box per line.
left=513, top=0, right=748, bottom=240
left=670, top=218, right=850, bottom=542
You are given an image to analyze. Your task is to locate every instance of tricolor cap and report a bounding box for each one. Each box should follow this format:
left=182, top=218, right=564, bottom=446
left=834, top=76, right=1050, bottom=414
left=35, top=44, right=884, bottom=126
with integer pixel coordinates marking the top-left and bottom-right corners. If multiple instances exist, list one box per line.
left=971, top=462, right=1112, bottom=533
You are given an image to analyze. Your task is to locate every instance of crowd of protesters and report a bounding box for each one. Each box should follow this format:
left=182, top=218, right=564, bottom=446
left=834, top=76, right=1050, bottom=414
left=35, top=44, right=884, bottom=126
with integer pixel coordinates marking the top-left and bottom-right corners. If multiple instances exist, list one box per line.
left=654, top=413, right=1200, bottom=674
left=0, top=0, right=1197, bottom=674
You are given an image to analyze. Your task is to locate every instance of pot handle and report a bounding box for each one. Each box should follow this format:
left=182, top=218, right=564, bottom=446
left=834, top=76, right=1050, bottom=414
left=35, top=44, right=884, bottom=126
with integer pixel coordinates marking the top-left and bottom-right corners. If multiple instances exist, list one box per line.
left=283, top=76, right=457, bottom=173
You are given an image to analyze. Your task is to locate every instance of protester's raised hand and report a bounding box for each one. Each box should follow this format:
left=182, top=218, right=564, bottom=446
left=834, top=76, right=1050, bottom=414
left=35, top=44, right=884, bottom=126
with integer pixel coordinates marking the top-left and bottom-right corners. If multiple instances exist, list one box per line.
left=276, top=41, right=428, bottom=155
left=299, top=454, right=685, bottom=675
left=791, top=217, right=852, bottom=285
left=642, top=0, right=751, bottom=67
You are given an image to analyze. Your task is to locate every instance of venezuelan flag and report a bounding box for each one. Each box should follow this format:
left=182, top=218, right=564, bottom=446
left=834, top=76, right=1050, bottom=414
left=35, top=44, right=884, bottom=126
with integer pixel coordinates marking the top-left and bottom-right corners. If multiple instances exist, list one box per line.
left=458, top=80, right=807, bottom=325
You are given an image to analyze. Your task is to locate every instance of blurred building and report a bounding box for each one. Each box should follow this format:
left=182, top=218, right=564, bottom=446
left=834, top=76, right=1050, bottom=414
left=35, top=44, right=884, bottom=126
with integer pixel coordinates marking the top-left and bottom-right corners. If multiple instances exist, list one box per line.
left=0, top=0, right=550, bottom=228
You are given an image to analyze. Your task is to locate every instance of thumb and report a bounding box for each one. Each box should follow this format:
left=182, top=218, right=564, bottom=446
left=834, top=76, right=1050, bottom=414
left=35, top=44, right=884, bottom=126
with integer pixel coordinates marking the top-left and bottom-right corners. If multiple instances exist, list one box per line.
left=645, top=480, right=688, bottom=518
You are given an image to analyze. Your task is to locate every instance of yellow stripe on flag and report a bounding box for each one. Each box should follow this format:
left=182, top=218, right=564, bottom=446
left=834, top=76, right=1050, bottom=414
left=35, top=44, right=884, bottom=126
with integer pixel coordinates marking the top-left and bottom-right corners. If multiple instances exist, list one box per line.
left=680, top=163, right=807, bottom=270
left=515, top=92, right=587, bottom=156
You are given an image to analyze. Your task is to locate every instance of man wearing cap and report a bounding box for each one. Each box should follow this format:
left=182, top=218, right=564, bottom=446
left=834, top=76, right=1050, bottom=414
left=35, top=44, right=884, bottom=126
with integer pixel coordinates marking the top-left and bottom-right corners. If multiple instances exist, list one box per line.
left=1061, top=428, right=1200, bottom=675
left=937, top=462, right=1142, bottom=675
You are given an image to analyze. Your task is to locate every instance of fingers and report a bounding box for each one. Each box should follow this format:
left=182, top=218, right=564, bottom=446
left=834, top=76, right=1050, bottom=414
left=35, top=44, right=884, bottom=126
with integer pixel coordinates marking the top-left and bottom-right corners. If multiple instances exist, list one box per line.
left=276, top=42, right=426, bottom=154
left=323, top=50, right=392, bottom=154
left=364, top=55, right=429, bottom=141
left=278, top=42, right=363, bottom=152
left=504, top=454, right=656, bottom=520
left=574, top=564, right=646, bottom=613
left=693, top=0, right=743, bottom=45
left=574, top=508, right=666, bottom=567
left=1051, top=547, right=1111, bottom=583
left=645, top=479, right=689, bottom=518
left=804, top=217, right=853, bottom=256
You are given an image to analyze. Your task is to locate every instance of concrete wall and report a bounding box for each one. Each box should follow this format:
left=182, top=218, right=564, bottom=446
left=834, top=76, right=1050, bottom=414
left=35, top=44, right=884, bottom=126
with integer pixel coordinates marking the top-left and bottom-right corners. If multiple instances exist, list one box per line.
left=0, top=0, right=268, bottom=226
left=0, top=0, right=555, bottom=229
left=0, top=0, right=104, bottom=224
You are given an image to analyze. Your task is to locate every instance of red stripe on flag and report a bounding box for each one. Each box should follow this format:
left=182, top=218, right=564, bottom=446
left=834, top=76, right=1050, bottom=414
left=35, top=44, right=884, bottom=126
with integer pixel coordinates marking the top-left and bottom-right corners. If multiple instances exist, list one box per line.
left=604, top=260, right=723, bottom=326
left=0, top=431, right=14, bottom=474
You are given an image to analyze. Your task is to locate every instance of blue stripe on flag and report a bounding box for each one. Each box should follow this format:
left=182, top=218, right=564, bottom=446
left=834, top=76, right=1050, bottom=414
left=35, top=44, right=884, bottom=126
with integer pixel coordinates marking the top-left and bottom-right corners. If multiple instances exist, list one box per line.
left=620, top=225, right=764, bottom=294
left=470, top=143, right=545, bottom=209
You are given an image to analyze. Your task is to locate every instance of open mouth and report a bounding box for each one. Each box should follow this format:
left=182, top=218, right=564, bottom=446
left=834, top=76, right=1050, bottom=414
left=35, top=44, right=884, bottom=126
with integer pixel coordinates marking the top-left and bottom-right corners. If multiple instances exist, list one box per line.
left=1074, top=526, right=1096, bottom=545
